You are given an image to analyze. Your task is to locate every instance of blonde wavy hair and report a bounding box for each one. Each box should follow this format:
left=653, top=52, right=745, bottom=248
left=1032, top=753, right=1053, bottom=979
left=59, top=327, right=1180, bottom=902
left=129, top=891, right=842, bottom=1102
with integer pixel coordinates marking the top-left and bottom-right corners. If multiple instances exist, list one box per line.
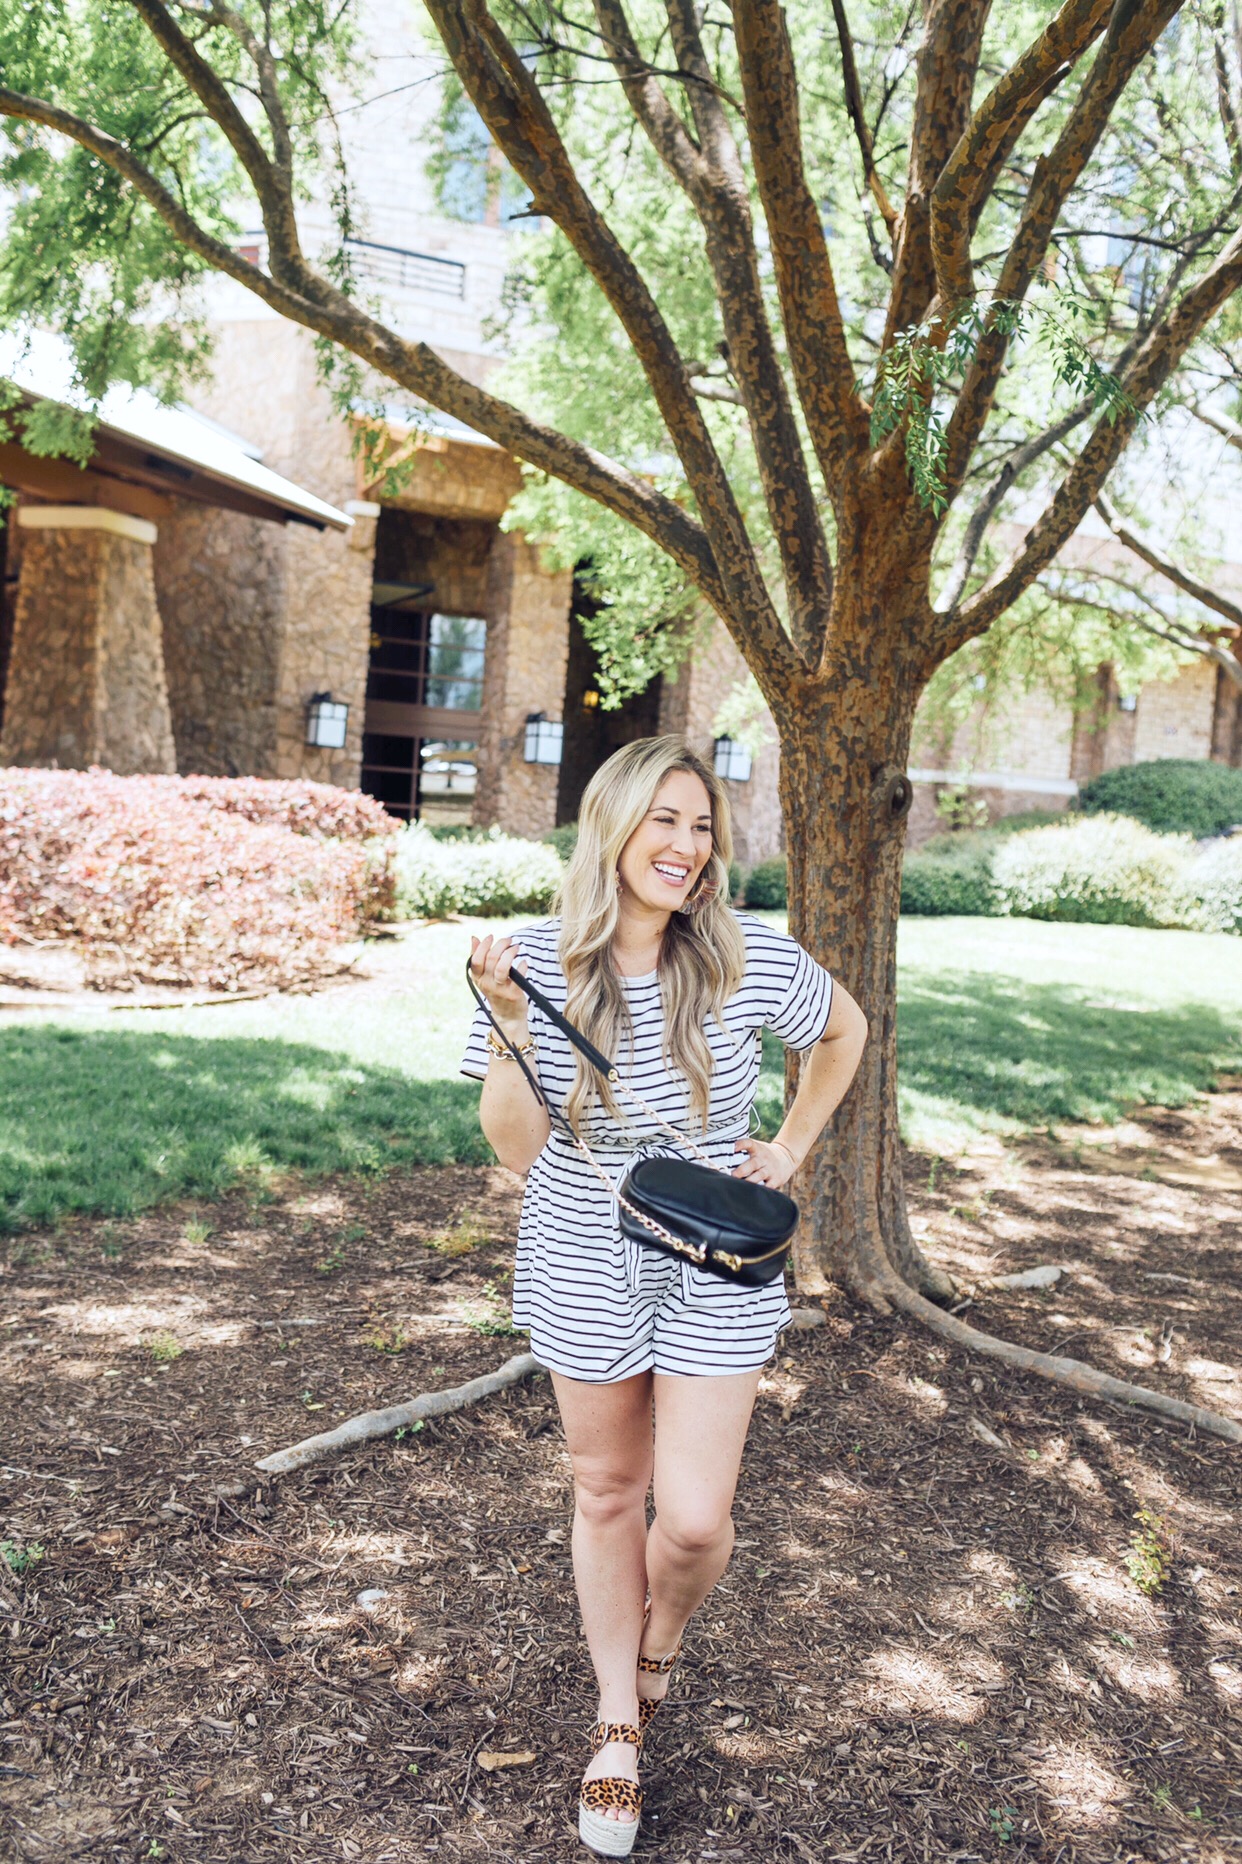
left=555, top=735, right=746, bottom=1134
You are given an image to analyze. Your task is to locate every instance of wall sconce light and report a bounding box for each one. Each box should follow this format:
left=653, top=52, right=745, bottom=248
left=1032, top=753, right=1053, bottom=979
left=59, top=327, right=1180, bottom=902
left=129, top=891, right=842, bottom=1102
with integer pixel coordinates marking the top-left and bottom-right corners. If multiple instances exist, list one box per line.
left=713, top=736, right=753, bottom=782
left=581, top=689, right=601, bottom=712
left=1117, top=692, right=1138, bottom=714
left=524, top=712, right=564, bottom=765
left=305, top=692, right=350, bottom=749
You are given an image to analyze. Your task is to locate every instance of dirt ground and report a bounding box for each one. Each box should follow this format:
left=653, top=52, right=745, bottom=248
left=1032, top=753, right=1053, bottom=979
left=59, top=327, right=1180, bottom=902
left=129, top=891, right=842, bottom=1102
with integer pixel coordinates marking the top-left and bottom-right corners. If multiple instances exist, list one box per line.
left=2, top=1098, right=1241, bottom=1864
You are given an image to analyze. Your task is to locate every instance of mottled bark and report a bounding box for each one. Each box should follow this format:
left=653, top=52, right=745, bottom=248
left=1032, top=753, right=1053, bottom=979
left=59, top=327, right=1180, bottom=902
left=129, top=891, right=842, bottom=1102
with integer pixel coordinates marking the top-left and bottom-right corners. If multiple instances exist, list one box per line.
left=775, top=571, right=956, bottom=1306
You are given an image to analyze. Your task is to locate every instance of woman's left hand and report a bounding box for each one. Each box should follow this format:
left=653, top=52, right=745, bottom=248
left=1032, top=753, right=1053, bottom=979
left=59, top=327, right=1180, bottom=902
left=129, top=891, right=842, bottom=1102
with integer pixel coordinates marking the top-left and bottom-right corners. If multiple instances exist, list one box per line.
left=732, top=1137, right=797, bottom=1187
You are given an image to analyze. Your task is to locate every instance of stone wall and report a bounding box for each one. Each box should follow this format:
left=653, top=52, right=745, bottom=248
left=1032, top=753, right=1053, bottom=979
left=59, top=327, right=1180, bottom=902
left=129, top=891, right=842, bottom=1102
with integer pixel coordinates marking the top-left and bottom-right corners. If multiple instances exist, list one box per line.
left=370, top=432, right=522, bottom=524
left=155, top=502, right=285, bottom=778
left=473, top=531, right=572, bottom=837
left=180, top=319, right=375, bottom=789
left=1069, top=665, right=1137, bottom=784
left=0, top=507, right=176, bottom=775
left=1131, top=658, right=1217, bottom=764
left=373, top=509, right=495, bottom=614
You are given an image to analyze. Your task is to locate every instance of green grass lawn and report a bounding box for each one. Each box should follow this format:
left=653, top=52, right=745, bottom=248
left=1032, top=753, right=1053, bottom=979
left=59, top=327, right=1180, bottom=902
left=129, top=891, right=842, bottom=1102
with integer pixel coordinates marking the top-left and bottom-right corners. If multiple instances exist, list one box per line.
left=3, top=915, right=1240, bottom=1233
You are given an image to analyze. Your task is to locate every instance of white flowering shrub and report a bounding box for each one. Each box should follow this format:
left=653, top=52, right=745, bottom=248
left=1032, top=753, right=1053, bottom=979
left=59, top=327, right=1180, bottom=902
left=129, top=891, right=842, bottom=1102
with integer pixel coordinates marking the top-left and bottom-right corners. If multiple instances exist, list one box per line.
left=1184, top=834, right=1242, bottom=934
left=992, top=814, right=1196, bottom=930
left=395, top=823, right=564, bottom=918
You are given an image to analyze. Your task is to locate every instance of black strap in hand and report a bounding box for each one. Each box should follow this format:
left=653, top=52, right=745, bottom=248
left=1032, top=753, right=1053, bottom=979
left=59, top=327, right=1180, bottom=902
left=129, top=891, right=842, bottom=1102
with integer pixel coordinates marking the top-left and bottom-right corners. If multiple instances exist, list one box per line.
left=465, top=954, right=616, bottom=1079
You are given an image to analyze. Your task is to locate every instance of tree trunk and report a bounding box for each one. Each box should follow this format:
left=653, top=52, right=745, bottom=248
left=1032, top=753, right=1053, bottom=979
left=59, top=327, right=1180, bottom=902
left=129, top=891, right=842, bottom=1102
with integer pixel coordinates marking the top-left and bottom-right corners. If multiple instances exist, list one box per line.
left=778, top=619, right=955, bottom=1308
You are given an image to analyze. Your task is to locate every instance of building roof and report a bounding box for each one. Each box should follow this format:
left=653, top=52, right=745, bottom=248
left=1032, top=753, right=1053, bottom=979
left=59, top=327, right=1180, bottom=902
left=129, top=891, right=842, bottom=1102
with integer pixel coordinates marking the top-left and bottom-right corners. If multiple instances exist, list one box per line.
left=0, top=329, right=351, bottom=531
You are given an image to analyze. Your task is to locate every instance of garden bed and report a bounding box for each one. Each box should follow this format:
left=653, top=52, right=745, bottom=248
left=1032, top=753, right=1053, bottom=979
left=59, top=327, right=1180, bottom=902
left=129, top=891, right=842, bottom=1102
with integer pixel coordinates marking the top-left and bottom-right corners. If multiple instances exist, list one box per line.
left=2, top=1106, right=1240, bottom=1863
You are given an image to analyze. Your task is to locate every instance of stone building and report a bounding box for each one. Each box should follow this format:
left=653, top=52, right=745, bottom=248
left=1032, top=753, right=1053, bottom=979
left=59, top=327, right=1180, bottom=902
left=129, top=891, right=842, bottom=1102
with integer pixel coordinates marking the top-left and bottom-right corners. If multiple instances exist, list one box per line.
left=905, top=509, right=1242, bottom=845
left=0, top=332, right=351, bottom=780
left=1, top=0, right=1237, bottom=858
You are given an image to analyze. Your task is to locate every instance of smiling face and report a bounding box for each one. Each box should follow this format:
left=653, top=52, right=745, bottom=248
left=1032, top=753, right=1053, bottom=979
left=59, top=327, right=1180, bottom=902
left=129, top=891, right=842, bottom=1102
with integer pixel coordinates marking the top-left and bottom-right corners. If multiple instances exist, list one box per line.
left=616, top=768, right=714, bottom=915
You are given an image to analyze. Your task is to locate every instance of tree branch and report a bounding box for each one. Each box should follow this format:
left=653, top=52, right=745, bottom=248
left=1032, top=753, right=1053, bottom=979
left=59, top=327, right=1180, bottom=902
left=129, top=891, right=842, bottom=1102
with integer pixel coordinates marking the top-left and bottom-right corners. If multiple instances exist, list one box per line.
left=731, top=0, right=871, bottom=519
left=883, top=0, right=993, bottom=348
left=930, top=0, right=1114, bottom=304
left=690, top=375, right=745, bottom=405
left=1094, top=487, right=1242, bottom=645
left=0, top=84, right=731, bottom=626
left=936, top=396, right=1098, bottom=610
left=881, top=1269, right=1242, bottom=1444
left=829, top=0, right=898, bottom=239
left=940, top=0, right=1188, bottom=511
left=420, top=0, right=798, bottom=692
left=945, top=219, right=1242, bottom=649
left=1190, top=398, right=1242, bottom=449
left=590, top=0, right=834, bottom=659
left=1040, top=576, right=1242, bottom=685
left=1212, top=0, right=1242, bottom=175
left=126, top=0, right=316, bottom=300
left=255, top=1351, right=544, bottom=1475
left=188, top=1, right=297, bottom=182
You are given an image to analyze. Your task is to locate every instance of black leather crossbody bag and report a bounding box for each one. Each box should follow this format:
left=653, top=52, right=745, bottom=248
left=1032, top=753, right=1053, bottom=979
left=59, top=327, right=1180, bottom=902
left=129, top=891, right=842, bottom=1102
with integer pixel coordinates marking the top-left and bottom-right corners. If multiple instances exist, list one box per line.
left=466, top=958, right=798, bottom=1288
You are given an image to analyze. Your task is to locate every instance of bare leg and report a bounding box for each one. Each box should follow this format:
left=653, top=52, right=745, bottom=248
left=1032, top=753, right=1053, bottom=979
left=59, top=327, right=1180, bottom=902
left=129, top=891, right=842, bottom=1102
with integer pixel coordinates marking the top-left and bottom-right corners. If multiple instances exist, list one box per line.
left=550, top=1369, right=655, bottom=1824
left=639, top=1369, right=761, bottom=1707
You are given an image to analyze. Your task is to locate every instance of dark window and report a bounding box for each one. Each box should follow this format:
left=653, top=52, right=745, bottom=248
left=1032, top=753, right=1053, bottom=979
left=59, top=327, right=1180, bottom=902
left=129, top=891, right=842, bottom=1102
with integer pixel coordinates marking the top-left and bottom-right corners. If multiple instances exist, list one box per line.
left=361, top=732, right=418, bottom=820
left=366, top=607, right=486, bottom=711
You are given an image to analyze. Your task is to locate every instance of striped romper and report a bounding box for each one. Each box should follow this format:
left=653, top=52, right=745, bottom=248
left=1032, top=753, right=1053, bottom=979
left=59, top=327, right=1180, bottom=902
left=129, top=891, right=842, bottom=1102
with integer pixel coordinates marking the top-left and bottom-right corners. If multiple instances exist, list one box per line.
left=460, top=912, right=834, bottom=1383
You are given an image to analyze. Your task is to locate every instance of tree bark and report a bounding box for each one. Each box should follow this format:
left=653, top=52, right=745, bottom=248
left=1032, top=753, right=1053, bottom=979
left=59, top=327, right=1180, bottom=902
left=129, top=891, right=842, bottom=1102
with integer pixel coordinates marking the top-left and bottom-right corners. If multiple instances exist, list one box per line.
left=778, top=594, right=955, bottom=1307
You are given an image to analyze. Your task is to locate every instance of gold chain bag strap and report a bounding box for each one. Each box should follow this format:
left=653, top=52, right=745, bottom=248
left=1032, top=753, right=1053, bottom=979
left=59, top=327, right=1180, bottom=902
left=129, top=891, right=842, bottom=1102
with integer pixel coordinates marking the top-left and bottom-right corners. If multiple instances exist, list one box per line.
left=465, top=957, right=798, bottom=1287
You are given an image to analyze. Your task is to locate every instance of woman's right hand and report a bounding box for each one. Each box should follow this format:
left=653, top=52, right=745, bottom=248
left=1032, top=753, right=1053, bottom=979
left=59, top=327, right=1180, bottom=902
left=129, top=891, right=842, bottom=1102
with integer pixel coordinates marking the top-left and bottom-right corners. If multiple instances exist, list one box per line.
left=470, top=934, right=530, bottom=1037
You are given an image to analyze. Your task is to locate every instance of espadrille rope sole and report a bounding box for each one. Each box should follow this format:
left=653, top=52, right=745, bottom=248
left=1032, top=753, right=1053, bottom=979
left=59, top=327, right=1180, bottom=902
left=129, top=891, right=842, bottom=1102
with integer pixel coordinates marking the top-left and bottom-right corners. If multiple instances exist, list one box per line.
left=578, top=1721, right=642, bottom=1857
left=578, top=1801, right=641, bottom=1857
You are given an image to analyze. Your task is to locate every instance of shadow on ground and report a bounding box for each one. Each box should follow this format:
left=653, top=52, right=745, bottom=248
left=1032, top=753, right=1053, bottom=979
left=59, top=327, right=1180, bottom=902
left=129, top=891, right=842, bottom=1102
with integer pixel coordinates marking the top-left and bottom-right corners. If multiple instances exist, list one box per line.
left=0, top=1026, right=488, bottom=1233
left=895, top=970, right=1242, bottom=1133
left=2, top=1099, right=1240, bottom=1862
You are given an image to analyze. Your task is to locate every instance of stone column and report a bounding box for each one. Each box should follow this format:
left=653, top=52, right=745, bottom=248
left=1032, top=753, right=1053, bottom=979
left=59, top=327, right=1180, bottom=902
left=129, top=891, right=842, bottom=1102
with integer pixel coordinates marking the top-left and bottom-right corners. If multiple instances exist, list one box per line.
left=473, top=531, right=572, bottom=837
left=0, top=506, right=177, bottom=774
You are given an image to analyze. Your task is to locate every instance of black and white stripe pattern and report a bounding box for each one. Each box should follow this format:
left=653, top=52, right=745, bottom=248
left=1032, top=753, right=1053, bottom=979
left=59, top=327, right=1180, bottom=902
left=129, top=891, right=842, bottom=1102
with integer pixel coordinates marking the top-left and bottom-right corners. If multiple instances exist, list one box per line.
left=461, top=913, right=833, bottom=1383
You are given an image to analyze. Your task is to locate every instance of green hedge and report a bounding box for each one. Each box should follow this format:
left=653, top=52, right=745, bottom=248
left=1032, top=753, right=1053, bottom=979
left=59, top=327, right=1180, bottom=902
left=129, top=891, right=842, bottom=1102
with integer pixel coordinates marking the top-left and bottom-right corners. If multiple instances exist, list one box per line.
left=902, top=813, right=1242, bottom=933
left=395, top=824, right=564, bottom=918
left=1077, top=759, right=1242, bottom=839
left=901, top=837, right=999, bottom=916
left=744, top=856, right=788, bottom=909
left=542, top=821, right=579, bottom=862
left=400, top=807, right=1242, bottom=932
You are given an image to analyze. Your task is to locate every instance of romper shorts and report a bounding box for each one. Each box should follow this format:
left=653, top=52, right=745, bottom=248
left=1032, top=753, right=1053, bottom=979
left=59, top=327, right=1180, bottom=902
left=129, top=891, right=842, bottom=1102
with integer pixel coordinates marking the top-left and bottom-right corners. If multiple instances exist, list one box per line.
left=513, top=1136, right=792, bottom=1383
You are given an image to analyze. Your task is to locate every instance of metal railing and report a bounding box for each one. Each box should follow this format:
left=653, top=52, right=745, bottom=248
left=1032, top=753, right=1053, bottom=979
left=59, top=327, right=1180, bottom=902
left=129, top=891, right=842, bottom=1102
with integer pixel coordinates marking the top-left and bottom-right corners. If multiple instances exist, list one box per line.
left=235, top=234, right=467, bottom=300
left=344, top=238, right=466, bottom=299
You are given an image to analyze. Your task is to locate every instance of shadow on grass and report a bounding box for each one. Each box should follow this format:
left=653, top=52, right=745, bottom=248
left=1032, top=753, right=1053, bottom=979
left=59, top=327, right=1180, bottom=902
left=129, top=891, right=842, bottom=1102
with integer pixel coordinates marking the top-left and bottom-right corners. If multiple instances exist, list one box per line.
left=895, top=969, right=1242, bottom=1138
left=0, top=1025, right=489, bottom=1234
left=755, top=968, right=1242, bottom=1147
left=9, top=965, right=1241, bottom=1232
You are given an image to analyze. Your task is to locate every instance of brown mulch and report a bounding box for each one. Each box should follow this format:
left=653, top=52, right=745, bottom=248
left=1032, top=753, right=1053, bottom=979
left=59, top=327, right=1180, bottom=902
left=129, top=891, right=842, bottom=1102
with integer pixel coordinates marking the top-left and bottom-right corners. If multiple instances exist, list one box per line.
left=2, top=1104, right=1241, bottom=1864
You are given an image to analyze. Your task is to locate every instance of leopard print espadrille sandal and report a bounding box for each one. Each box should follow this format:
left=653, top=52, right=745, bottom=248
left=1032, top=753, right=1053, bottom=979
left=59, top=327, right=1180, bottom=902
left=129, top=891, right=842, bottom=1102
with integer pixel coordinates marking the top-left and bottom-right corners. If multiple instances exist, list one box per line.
left=578, top=1720, right=643, bottom=1857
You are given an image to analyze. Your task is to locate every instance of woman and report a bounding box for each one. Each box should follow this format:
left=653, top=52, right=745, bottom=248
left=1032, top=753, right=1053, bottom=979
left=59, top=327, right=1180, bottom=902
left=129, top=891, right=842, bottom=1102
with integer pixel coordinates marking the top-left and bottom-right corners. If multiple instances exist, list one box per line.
left=462, top=735, right=866, bottom=1857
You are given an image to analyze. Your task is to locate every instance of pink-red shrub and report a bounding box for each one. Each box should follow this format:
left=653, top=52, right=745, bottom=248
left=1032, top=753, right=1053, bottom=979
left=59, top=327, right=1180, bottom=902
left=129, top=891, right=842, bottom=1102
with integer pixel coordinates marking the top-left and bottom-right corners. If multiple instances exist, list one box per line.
left=0, top=768, right=393, bottom=992
left=170, top=774, right=398, bottom=843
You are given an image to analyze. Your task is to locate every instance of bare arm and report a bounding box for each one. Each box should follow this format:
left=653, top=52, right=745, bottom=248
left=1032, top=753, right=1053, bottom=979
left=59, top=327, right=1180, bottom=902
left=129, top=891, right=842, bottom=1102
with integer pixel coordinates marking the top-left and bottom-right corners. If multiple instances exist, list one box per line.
left=469, top=933, right=552, bottom=1176
left=733, top=981, right=868, bottom=1185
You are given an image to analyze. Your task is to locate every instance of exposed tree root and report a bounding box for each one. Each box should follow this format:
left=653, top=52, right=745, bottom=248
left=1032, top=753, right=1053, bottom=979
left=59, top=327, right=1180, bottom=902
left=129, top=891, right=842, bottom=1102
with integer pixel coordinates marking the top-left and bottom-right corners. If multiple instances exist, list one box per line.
left=878, top=1266, right=1242, bottom=1444
left=255, top=1351, right=544, bottom=1475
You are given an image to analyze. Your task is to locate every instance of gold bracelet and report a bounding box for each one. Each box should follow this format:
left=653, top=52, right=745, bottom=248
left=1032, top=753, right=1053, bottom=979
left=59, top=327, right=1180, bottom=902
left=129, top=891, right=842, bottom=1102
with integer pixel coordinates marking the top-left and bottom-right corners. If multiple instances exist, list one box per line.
left=485, top=1026, right=536, bottom=1061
